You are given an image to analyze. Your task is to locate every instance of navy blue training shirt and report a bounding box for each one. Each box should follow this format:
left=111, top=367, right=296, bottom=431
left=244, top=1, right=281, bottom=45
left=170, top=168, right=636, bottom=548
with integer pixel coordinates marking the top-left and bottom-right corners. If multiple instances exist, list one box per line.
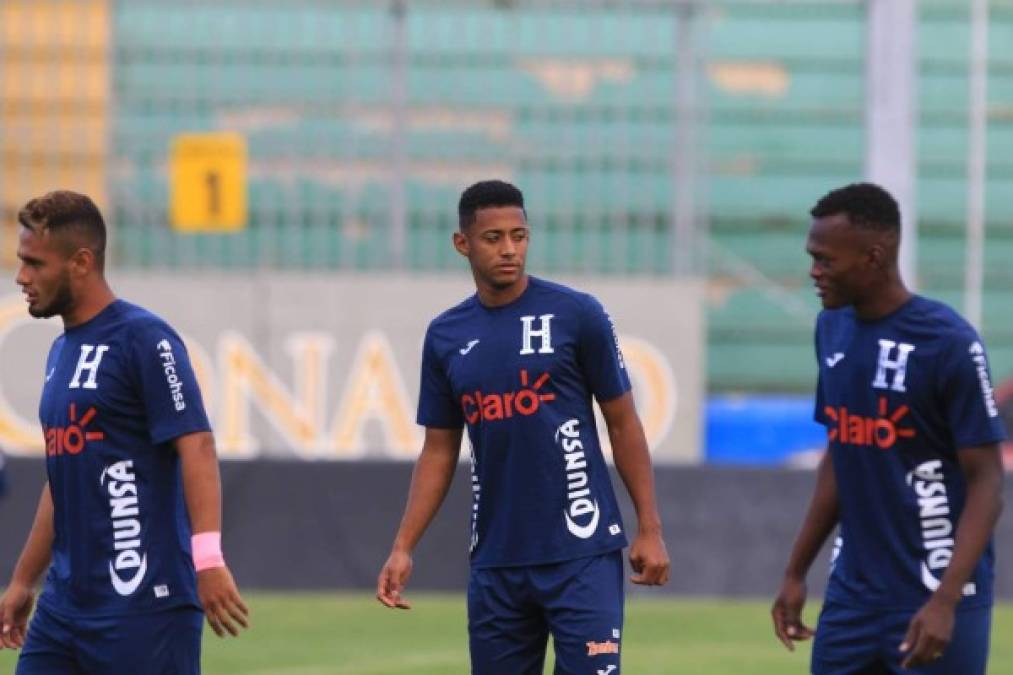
left=37, top=300, right=210, bottom=617
left=418, top=276, right=631, bottom=568
left=815, top=295, right=1006, bottom=610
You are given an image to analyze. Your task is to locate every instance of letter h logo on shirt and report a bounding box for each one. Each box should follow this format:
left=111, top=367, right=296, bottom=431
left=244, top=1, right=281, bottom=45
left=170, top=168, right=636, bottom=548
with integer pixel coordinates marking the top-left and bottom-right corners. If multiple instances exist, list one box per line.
left=520, top=314, right=555, bottom=355
left=69, top=344, right=110, bottom=390
left=872, top=339, right=915, bottom=392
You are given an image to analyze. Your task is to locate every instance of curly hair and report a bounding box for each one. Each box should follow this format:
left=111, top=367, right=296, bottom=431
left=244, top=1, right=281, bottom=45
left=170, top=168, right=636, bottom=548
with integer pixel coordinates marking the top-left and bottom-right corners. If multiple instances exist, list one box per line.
left=458, top=180, right=525, bottom=229
left=810, top=183, right=900, bottom=233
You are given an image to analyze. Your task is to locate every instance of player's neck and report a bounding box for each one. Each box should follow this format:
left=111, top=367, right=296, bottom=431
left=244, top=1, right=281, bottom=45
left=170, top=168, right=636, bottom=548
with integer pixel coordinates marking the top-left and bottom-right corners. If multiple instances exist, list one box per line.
left=475, top=273, right=529, bottom=308
left=853, top=281, right=912, bottom=322
left=62, top=280, right=117, bottom=329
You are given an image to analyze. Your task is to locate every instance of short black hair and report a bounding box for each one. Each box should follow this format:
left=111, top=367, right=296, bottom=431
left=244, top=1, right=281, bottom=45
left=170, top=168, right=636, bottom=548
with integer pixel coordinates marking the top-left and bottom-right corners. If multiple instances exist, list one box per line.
left=810, top=182, right=901, bottom=233
left=18, top=190, right=107, bottom=269
left=458, top=180, right=525, bottom=229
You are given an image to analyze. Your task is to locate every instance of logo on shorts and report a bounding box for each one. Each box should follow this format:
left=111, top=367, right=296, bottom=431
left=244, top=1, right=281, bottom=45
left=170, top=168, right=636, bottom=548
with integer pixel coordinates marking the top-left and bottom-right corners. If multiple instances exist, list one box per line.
left=555, top=419, right=600, bottom=540
left=587, top=640, right=620, bottom=656
left=100, top=460, right=148, bottom=597
left=597, top=666, right=617, bottom=675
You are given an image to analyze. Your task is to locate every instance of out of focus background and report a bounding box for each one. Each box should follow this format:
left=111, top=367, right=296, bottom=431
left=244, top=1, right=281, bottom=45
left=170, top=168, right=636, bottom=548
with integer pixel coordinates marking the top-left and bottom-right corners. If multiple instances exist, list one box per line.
left=2, top=1, right=1013, bottom=673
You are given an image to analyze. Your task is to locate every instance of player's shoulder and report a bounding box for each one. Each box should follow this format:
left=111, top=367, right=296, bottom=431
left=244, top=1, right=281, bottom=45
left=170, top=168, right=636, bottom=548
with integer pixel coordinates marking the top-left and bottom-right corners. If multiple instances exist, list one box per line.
left=903, top=297, right=980, bottom=352
left=907, top=294, right=968, bottom=323
left=110, top=300, right=182, bottom=340
left=114, top=299, right=170, bottom=327
left=815, top=305, right=855, bottom=334
left=526, top=276, right=601, bottom=315
left=906, top=295, right=979, bottom=342
left=427, top=293, right=479, bottom=332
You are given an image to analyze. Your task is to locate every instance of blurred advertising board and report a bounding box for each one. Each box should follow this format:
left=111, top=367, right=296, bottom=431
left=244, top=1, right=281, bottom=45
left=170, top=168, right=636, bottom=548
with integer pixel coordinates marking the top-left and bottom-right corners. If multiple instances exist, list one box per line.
left=0, top=275, right=703, bottom=463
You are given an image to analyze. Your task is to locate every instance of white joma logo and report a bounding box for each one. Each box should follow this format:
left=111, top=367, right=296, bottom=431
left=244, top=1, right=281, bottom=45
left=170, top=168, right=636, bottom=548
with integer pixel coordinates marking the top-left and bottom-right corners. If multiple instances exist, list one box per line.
left=826, top=352, right=845, bottom=368
left=598, top=666, right=617, bottom=675
left=459, top=339, right=480, bottom=355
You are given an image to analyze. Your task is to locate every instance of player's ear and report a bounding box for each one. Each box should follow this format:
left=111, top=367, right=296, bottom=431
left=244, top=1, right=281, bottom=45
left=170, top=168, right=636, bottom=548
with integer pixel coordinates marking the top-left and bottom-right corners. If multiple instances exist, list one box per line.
left=452, top=230, right=470, bottom=258
left=67, top=246, right=96, bottom=278
left=865, top=242, right=887, bottom=270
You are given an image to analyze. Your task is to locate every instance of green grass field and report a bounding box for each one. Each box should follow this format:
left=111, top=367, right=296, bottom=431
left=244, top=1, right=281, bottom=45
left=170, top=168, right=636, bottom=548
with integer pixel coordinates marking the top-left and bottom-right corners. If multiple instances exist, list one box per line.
left=2, top=594, right=1011, bottom=674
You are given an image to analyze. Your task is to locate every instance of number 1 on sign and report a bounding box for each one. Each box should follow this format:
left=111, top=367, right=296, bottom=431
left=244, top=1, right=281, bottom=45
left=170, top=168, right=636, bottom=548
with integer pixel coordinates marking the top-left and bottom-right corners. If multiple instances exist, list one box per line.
left=206, top=170, right=221, bottom=218
left=169, top=132, right=247, bottom=233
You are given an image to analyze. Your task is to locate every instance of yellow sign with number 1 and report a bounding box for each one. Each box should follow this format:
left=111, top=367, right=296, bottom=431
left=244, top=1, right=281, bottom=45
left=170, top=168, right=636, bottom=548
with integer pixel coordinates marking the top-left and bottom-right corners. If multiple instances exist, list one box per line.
left=170, top=132, right=247, bottom=232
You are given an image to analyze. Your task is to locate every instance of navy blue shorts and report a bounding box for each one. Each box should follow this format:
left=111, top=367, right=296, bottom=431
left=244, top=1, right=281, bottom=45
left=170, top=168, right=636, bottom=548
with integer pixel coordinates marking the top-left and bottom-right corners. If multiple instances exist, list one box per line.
left=468, top=550, right=624, bottom=675
left=811, top=600, right=991, bottom=675
left=16, top=602, right=203, bottom=675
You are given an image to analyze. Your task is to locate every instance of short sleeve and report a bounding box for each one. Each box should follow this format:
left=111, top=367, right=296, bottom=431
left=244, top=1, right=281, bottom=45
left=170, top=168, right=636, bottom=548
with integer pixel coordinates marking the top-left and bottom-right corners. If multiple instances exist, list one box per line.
left=577, top=295, right=632, bottom=402
left=416, top=326, right=464, bottom=429
left=813, top=318, right=828, bottom=425
left=938, top=330, right=1006, bottom=448
left=130, top=321, right=211, bottom=445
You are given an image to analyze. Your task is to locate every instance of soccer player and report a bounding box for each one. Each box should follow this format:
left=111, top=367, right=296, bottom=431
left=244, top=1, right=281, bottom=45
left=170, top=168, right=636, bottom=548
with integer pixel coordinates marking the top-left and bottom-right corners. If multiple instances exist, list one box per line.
left=771, top=183, right=1005, bottom=674
left=0, top=191, right=249, bottom=673
left=376, top=180, right=670, bottom=674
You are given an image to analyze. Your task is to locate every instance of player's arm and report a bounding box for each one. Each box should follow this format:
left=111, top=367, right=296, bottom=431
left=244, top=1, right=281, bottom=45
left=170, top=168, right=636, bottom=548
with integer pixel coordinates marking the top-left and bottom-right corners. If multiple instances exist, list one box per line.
left=0, top=483, right=54, bottom=649
left=2, top=484, right=54, bottom=648
left=772, top=449, right=838, bottom=651
left=177, top=430, right=249, bottom=638
left=377, top=426, right=463, bottom=609
left=599, top=392, right=670, bottom=586
left=899, top=443, right=1003, bottom=668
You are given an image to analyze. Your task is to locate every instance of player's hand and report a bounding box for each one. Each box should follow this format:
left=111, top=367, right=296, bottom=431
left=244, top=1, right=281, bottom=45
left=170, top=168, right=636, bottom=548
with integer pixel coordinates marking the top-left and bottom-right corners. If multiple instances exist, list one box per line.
left=629, top=529, right=670, bottom=586
left=899, top=595, right=955, bottom=669
left=0, top=582, right=34, bottom=650
left=771, top=575, right=814, bottom=651
left=197, top=566, right=249, bottom=638
left=377, top=549, right=413, bottom=609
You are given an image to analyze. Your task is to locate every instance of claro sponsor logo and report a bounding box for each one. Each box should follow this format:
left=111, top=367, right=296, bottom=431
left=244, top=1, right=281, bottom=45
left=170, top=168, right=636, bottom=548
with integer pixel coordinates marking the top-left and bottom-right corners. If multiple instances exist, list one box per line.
left=555, top=419, right=600, bottom=539
left=45, top=403, right=104, bottom=456
left=100, top=460, right=148, bottom=597
left=824, top=396, right=915, bottom=449
left=906, top=460, right=976, bottom=597
left=157, top=339, right=187, bottom=411
left=461, top=369, right=555, bottom=424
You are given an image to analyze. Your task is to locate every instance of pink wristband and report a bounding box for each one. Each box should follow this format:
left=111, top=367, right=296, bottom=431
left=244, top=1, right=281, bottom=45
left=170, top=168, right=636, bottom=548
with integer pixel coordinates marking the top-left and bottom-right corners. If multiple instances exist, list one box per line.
left=192, top=532, right=226, bottom=572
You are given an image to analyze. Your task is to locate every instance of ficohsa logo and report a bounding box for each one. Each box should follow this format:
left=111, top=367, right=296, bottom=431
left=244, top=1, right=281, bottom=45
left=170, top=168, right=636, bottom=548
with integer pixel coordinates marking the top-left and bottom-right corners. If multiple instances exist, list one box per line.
left=100, top=460, right=148, bottom=596
left=157, top=339, right=187, bottom=411
left=555, top=419, right=600, bottom=539
left=968, top=341, right=999, bottom=417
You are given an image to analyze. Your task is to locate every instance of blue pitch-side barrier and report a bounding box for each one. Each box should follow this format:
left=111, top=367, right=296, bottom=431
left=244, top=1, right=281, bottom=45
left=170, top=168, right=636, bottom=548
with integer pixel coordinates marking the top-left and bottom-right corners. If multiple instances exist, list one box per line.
left=705, top=395, right=826, bottom=466
left=4, top=457, right=1013, bottom=597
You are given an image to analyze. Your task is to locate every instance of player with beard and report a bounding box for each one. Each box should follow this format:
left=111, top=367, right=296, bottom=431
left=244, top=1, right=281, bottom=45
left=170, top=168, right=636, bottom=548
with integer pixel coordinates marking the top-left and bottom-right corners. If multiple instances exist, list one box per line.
left=0, top=191, right=248, bottom=674
left=376, top=180, right=670, bottom=674
left=771, top=183, right=1005, bottom=674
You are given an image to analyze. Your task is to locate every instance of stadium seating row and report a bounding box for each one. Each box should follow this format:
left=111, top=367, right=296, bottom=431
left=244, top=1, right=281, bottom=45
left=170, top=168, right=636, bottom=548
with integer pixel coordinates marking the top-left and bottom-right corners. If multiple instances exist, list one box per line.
left=3, top=1, right=1012, bottom=391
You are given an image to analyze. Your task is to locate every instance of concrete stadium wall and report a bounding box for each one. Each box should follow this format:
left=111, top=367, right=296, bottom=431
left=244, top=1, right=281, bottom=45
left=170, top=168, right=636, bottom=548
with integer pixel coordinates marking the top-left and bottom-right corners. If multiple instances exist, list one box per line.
left=3, top=457, right=1013, bottom=601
